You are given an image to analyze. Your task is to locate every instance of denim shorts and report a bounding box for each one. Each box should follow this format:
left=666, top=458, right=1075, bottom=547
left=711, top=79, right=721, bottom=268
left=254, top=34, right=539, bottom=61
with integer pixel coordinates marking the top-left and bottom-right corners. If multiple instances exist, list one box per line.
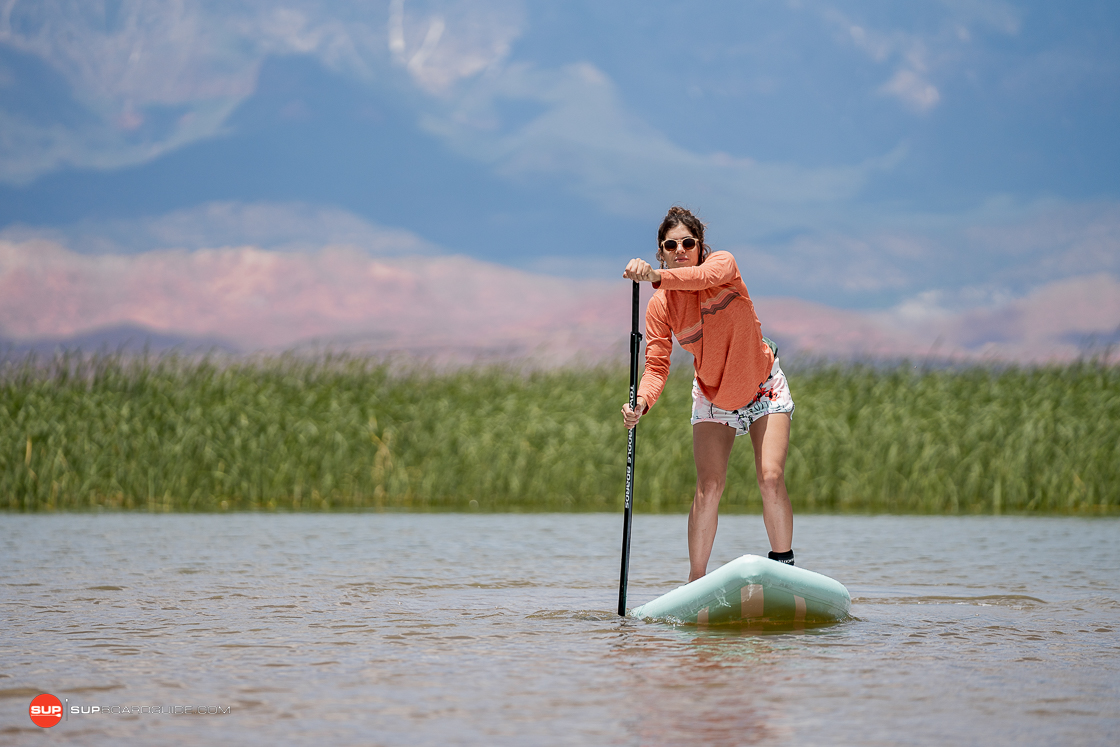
left=690, top=358, right=795, bottom=437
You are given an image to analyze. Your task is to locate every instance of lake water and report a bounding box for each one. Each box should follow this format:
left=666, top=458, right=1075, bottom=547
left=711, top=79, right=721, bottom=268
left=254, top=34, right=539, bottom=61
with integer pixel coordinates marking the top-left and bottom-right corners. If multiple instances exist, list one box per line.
left=1, top=513, right=1118, bottom=746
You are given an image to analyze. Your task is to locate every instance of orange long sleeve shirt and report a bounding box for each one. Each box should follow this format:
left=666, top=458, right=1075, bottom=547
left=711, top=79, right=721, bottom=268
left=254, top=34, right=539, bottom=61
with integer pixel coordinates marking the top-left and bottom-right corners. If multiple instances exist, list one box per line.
left=637, top=251, right=774, bottom=412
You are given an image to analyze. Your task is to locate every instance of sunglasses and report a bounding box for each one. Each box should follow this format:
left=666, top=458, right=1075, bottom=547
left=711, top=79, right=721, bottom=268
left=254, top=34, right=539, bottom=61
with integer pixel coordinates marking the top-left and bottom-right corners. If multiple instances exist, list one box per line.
left=660, top=237, right=698, bottom=251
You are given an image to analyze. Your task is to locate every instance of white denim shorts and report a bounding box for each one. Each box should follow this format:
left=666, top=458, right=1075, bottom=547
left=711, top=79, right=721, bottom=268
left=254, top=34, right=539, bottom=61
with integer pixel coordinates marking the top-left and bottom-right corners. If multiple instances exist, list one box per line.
left=691, top=358, right=795, bottom=437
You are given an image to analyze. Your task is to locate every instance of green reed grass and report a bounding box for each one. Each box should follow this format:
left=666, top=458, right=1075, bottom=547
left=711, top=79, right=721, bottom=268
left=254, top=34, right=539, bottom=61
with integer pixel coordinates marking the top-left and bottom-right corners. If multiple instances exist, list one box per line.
left=2, top=353, right=1117, bottom=513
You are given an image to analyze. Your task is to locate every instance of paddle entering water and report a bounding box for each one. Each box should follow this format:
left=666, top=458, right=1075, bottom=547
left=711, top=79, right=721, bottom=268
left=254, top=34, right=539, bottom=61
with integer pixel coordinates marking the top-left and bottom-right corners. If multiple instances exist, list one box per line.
left=618, top=281, right=642, bottom=616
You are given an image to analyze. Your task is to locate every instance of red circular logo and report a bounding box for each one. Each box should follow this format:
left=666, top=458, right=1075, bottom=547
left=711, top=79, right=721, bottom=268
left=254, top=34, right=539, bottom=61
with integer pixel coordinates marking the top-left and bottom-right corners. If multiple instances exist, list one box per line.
left=29, top=693, right=63, bottom=728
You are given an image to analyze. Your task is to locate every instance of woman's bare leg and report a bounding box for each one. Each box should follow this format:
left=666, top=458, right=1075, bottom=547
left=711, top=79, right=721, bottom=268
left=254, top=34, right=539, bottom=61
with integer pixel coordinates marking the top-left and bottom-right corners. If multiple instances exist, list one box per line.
left=749, top=413, right=793, bottom=553
left=688, top=422, right=737, bottom=581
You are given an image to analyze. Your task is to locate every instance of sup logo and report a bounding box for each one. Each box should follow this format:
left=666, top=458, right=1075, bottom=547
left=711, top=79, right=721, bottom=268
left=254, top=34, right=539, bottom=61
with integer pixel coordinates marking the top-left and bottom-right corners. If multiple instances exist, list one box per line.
left=29, top=693, right=63, bottom=728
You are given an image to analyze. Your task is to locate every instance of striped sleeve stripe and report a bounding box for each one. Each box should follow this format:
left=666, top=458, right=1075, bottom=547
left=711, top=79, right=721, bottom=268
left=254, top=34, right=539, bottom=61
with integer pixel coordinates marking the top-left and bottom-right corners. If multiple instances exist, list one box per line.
left=677, top=321, right=703, bottom=345
left=700, top=288, right=741, bottom=318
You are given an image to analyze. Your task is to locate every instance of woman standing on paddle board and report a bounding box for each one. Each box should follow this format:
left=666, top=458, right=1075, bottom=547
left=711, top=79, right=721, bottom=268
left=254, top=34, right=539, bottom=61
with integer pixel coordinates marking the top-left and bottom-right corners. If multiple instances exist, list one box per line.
left=622, top=206, right=796, bottom=582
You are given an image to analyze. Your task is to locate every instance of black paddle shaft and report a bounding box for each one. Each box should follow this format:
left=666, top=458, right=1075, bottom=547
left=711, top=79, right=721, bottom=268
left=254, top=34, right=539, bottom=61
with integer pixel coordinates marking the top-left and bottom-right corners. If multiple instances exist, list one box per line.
left=618, top=281, right=642, bottom=616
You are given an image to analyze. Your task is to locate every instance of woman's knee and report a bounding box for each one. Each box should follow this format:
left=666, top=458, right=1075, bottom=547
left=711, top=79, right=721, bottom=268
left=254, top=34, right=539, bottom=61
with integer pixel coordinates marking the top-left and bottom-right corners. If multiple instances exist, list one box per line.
left=695, top=478, right=725, bottom=506
left=756, top=464, right=785, bottom=494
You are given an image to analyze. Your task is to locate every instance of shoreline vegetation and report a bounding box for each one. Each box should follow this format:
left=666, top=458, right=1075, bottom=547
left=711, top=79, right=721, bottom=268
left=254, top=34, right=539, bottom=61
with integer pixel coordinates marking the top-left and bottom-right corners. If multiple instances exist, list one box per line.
left=2, top=353, right=1117, bottom=514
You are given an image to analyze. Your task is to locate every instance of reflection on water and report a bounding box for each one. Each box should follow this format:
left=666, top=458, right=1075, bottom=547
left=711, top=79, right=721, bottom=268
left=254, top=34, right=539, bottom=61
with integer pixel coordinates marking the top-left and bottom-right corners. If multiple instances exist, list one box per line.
left=612, top=623, right=786, bottom=745
left=856, top=594, right=1050, bottom=607
left=1, top=514, right=1118, bottom=746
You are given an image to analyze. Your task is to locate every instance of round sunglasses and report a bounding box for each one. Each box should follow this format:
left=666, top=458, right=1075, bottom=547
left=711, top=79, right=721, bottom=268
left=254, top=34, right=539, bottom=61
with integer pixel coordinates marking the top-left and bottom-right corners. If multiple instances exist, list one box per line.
left=660, top=237, right=698, bottom=251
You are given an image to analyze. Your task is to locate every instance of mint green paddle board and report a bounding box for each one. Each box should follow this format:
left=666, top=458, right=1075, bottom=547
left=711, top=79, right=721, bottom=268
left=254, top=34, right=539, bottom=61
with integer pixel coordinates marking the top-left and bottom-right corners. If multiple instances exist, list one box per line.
left=628, top=554, right=851, bottom=625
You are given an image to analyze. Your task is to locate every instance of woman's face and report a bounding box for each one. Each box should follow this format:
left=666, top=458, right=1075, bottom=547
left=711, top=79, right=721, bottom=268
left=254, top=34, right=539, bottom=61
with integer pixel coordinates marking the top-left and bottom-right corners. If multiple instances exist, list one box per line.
left=660, top=224, right=700, bottom=269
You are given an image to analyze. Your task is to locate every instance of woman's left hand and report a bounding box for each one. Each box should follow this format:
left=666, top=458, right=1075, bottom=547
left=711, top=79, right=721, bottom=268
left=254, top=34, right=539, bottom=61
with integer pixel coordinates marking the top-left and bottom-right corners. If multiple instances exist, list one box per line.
left=623, top=258, right=661, bottom=284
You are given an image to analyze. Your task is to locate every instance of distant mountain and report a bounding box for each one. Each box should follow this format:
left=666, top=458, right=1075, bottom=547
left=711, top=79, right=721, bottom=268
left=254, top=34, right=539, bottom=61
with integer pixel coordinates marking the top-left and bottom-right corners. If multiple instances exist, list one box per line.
left=0, top=324, right=239, bottom=358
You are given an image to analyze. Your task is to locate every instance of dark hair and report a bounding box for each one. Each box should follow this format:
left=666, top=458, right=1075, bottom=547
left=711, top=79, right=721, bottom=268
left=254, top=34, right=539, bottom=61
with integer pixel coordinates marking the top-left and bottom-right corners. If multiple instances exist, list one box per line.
left=656, top=206, right=710, bottom=267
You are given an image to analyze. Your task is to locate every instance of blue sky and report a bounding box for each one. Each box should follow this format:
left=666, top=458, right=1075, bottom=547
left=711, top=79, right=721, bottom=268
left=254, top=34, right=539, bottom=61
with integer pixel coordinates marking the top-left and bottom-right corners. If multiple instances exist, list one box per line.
left=0, top=0, right=1118, bottom=354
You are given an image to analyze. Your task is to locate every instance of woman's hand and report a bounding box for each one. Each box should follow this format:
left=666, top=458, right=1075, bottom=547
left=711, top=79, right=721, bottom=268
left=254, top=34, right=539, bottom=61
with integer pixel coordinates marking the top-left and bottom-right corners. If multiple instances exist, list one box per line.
left=623, top=258, right=661, bottom=284
left=621, top=397, right=648, bottom=430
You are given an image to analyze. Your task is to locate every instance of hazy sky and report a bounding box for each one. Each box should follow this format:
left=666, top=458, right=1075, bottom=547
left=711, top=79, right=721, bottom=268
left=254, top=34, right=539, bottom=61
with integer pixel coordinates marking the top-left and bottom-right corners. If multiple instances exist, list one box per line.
left=1, top=0, right=1117, bottom=357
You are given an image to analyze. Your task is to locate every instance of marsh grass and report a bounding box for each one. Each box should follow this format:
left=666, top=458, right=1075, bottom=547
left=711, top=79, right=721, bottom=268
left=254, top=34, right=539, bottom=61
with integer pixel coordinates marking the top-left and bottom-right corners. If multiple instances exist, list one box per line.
left=2, top=353, right=1117, bottom=513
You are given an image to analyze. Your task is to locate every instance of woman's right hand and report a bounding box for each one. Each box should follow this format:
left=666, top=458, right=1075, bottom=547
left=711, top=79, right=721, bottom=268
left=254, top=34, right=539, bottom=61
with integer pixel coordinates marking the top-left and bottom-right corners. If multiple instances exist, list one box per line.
left=621, top=397, right=647, bottom=429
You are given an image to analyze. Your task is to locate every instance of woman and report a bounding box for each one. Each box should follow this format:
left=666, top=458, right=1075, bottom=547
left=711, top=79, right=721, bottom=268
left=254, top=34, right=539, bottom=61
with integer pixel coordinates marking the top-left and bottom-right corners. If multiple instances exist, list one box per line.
left=622, top=206, right=796, bottom=582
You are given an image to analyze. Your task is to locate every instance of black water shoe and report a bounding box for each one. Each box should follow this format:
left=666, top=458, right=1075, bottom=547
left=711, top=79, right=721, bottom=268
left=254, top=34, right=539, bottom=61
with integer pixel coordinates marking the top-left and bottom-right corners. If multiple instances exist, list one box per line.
left=768, top=549, right=795, bottom=566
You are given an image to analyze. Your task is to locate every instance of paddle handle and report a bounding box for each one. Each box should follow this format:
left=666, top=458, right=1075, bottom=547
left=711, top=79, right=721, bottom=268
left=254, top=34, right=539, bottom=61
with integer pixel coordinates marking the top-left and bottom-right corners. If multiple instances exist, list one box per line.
left=618, top=281, right=642, bottom=616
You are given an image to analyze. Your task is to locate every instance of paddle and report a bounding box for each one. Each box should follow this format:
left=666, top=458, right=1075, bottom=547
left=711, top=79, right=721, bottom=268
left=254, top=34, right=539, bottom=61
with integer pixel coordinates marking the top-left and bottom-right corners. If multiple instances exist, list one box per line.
left=618, top=280, right=642, bottom=616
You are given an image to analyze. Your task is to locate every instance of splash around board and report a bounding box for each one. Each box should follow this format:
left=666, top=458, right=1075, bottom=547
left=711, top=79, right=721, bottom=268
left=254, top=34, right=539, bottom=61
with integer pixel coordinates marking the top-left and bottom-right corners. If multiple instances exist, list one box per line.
left=628, top=555, right=851, bottom=626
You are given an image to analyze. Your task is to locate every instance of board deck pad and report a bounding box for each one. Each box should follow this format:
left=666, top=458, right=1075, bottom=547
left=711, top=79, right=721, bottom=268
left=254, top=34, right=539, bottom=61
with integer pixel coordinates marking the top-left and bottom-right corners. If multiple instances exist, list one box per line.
left=628, top=554, right=851, bottom=625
